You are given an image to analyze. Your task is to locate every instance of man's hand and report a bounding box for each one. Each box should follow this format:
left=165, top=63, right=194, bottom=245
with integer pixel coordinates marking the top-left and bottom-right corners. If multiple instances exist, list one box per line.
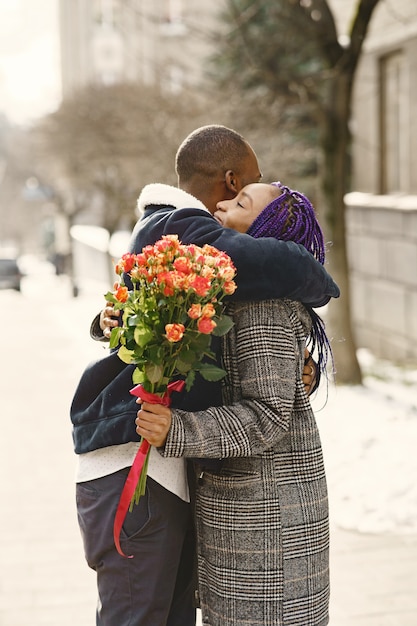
left=99, top=302, right=120, bottom=339
left=135, top=401, right=172, bottom=447
left=303, top=349, right=318, bottom=396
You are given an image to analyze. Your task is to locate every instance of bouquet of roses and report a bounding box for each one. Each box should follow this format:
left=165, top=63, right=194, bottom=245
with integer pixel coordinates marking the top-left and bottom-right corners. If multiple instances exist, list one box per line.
left=105, top=234, right=236, bottom=556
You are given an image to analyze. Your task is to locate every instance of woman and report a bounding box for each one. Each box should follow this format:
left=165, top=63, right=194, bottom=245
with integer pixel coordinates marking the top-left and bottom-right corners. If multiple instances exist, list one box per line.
left=136, top=182, right=332, bottom=626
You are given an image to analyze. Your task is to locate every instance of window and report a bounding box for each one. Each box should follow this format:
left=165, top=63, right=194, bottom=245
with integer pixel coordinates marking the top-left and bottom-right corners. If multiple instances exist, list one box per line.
left=379, top=51, right=409, bottom=193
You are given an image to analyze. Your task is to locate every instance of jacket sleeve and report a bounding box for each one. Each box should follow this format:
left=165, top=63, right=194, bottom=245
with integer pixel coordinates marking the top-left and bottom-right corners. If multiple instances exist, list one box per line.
left=160, top=300, right=302, bottom=459
left=89, top=313, right=108, bottom=342
left=130, top=207, right=340, bottom=307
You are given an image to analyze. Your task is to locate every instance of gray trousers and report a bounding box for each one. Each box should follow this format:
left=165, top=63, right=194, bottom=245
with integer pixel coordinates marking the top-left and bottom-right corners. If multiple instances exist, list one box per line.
left=76, top=468, right=196, bottom=626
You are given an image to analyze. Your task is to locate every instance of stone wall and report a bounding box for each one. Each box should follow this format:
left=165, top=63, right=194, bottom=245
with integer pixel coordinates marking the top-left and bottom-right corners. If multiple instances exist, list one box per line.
left=345, top=192, right=417, bottom=363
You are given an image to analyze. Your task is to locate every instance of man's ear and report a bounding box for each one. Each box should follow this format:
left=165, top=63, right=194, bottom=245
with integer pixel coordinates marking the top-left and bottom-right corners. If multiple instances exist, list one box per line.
left=225, top=170, right=238, bottom=193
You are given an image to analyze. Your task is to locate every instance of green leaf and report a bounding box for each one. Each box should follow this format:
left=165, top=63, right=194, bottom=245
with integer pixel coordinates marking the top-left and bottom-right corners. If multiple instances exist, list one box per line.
left=178, top=349, right=197, bottom=364
left=145, top=362, right=164, bottom=384
left=176, top=358, right=192, bottom=374
left=148, top=344, right=164, bottom=365
left=185, top=369, right=196, bottom=391
left=197, top=362, right=227, bottom=381
left=128, top=314, right=141, bottom=327
left=212, top=315, right=234, bottom=336
left=131, top=354, right=147, bottom=367
left=132, top=367, right=145, bottom=384
left=109, top=326, right=122, bottom=349
left=134, top=325, right=154, bottom=347
left=104, top=291, right=117, bottom=303
left=117, top=345, right=135, bottom=364
left=189, top=333, right=211, bottom=351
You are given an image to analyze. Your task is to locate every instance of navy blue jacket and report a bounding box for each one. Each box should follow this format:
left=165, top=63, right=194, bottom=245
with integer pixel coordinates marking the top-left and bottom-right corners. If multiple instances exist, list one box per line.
left=127, top=206, right=339, bottom=306
left=71, top=202, right=339, bottom=454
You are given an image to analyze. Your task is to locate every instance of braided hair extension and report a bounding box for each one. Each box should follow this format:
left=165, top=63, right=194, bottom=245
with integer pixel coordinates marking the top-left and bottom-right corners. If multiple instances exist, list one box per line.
left=247, top=182, right=325, bottom=263
left=247, top=182, right=334, bottom=385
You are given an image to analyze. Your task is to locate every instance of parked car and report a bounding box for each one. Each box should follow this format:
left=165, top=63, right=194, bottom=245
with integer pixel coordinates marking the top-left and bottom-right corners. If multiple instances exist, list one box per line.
left=0, top=257, right=24, bottom=291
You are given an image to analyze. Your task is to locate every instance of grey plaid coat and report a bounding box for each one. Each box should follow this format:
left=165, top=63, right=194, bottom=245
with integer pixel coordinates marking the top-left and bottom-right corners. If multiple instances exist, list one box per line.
left=163, top=299, right=330, bottom=625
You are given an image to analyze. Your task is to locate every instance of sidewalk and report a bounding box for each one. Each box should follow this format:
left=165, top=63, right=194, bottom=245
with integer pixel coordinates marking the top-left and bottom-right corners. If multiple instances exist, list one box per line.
left=0, top=279, right=416, bottom=625
left=329, top=526, right=417, bottom=625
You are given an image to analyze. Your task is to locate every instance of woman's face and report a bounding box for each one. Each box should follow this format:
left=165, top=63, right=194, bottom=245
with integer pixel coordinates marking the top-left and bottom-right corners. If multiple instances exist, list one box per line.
left=214, top=183, right=280, bottom=233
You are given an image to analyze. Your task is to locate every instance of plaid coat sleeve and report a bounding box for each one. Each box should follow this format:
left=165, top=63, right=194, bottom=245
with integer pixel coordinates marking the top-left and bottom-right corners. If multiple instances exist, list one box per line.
left=163, top=299, right=306, bottom=459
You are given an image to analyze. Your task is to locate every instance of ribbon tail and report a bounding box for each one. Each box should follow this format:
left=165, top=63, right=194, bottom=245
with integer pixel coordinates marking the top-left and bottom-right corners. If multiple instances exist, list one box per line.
left=167, top=379, right=186, bottom=396
left=113, top=439, right=150, bottom=558
left=114, top=379, right=186, bottom=556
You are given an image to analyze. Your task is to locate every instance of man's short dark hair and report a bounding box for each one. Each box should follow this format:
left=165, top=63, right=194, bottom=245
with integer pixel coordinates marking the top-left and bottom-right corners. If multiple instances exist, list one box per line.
left=175, top=125, right=250, bottom=183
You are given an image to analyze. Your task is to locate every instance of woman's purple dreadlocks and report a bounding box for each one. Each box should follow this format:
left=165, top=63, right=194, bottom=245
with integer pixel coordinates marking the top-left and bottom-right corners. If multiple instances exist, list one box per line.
left=246, top=182, right=334, bottom=386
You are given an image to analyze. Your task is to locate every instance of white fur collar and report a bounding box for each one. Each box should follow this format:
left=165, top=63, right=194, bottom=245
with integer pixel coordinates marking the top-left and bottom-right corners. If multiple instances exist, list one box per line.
left=136, top=183, right=209, bottom=217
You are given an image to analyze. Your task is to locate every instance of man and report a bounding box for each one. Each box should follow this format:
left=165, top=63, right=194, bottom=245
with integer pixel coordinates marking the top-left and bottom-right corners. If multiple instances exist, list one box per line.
left=71, top=125, right=339, bottom=626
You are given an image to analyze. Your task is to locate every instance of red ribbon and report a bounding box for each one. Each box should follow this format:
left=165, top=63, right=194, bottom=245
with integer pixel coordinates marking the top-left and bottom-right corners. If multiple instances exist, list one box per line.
left=113, top=379, right=185, bottom=558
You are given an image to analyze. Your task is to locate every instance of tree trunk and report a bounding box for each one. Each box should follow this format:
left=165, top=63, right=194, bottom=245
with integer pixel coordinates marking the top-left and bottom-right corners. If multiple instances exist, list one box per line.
left=318, top=74, right=362, bottom=385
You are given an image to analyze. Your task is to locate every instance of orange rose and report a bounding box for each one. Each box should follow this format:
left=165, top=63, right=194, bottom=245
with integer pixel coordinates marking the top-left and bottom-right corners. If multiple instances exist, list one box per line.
left=194, top=253, right=205, bottom=265
left=171, top=271, right=187, bottom=290
left=115, top=253, right=136, bottom=275
left=155, top=238, right=172, bottom=254
left=135, top=252, right=147, bottom=266
left=223, top=280, right=237, bottom=295
left=217, top=265, right=236, bottom=281
left=200, top=265, right=215, bottom=279
left=201, top=303, right=216, bottom=318
left=163, top=285, right=175, bottom=297
left=190, top=275, right=211, bottom=297
left=185, top=244, right=197, bottom=257
left=202, top=244, right=221, bottom=257
left=188, top=303, right=202, bottom=319
left=174, top=256, right=193, bottom=274
left=130, top=266, right=148, bottom=281
left=165, top=323, right=185, bottom=342
left=142, top=245, right=154, bottom=259
left=157, top=271, right=175, bottom=296
left=114, top=284, right=129, bottom=303
left=197, top=316, right=216, bottom=334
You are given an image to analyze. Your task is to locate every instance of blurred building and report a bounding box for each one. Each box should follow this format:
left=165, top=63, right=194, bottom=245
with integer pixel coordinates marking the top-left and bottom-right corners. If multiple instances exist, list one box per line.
left=59, top=0, right=417, bottom=360
left=0, top=118, right=55, bottom=256
left=341, top=0, right=417, bottom=362
left=57, top=0, right=417, bottom=200
left=59, top=0, right=220, bottom=97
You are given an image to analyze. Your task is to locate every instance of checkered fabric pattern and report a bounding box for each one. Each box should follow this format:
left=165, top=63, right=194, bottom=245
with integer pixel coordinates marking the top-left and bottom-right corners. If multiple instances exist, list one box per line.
left=165, top=299, right=330, bottom=625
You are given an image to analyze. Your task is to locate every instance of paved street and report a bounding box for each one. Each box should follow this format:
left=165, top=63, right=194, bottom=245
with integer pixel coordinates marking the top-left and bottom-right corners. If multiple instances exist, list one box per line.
left=0, top=272, right=416, bottom=625
left=0, top=276, right=101, bottom=626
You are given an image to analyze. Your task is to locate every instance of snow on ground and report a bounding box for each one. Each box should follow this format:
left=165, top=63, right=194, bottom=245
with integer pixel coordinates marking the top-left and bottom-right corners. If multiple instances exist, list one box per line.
left=313, top=349, right=417, bottom=535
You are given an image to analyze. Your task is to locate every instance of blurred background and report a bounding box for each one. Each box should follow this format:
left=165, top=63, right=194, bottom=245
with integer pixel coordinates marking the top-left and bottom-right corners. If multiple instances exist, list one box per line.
left=0, top=1, right=417, bottom=625
left=1, top=0, right=417, bottom=381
